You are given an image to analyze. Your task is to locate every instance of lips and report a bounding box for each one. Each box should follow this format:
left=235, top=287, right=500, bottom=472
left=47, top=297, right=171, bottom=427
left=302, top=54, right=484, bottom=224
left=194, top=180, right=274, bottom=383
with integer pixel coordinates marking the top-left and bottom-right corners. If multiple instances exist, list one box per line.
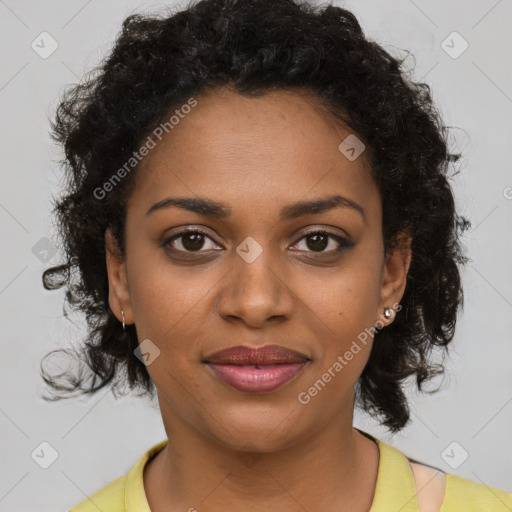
left=203, top=345, right=310, bottom=393
left=203, top=344, right=310, bottom=365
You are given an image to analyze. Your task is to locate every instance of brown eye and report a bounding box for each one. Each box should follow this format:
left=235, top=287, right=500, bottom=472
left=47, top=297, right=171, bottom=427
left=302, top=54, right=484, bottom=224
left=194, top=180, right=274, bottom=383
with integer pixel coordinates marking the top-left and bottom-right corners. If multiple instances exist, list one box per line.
left=291, top=230, right=352, bottom=254
left=305, top=233, right=329, bottom=251
left=181, top=232, right=206, bottom=251
left=163, top=230, right=221, bottom=254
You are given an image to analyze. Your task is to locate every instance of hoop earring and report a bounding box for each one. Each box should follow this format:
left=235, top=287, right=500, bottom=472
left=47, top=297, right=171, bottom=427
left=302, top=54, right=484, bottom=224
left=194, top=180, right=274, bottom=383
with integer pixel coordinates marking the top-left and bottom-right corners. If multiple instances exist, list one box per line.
left=384, top=307, right=394, bottom=319
left=121, top=309, right=126, bottom=331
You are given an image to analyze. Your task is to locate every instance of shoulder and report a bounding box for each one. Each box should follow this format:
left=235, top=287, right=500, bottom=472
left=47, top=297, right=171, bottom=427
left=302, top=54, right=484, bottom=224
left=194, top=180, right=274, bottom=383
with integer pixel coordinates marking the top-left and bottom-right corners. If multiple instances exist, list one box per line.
left=409, top=461, right=512, bottom=511
left=409, top=462, right=446, bottom=512
left=359, top=430, right=512, bottom=512
left=67, top=439, right=168, bottom=512
left=442, top=472, right=512, bottom=511
left=68, top=474, right=126, bottom=512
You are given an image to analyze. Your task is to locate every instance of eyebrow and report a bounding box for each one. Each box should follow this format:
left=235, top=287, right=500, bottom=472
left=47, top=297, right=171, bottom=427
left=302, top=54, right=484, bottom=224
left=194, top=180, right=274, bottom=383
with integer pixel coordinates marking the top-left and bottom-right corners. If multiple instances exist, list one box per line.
left=145, top=194, right=366, bottom=223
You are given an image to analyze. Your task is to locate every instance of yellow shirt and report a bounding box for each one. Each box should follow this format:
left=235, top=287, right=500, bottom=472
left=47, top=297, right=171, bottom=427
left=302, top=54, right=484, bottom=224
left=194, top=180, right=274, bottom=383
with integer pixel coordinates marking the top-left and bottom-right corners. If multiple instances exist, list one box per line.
left=69, top=430, right=512, bottom=511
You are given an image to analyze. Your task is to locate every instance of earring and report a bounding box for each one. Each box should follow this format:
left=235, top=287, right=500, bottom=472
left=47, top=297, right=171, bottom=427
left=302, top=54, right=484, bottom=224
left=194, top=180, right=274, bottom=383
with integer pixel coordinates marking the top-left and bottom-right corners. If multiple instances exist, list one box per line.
left=384, top=307, right=394, bottom=319
left=121, top=309, right=126, bottom=331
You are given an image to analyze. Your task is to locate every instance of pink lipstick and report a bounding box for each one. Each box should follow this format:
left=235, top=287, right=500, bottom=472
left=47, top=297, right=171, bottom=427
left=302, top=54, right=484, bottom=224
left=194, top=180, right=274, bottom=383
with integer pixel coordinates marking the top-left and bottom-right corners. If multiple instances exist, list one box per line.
left=203, top=344, right=310, bottom=393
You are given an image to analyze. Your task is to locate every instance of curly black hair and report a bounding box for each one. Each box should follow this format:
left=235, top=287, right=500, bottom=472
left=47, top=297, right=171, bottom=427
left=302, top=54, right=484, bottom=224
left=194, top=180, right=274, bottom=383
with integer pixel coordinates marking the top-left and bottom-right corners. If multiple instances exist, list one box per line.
left=41, top=0, right=471, bottom=433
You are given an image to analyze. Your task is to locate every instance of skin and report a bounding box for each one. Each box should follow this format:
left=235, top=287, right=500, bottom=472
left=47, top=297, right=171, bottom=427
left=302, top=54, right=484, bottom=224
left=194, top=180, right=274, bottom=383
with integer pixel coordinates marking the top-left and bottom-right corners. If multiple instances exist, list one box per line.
left=105, top=86, right=412, bottom=512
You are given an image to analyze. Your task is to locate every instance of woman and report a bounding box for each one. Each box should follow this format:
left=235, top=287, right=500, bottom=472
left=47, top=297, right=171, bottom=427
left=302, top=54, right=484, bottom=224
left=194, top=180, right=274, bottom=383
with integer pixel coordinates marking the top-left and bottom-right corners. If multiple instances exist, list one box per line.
left=41, top=0, right=512, bottom=510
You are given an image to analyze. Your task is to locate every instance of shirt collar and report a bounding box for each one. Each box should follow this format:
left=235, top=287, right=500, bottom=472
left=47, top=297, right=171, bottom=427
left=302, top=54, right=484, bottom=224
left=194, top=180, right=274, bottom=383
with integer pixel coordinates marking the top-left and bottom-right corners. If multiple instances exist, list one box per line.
left=125, top=431, right=420, bottom=512
left=125, top=439, right=168, bottom=512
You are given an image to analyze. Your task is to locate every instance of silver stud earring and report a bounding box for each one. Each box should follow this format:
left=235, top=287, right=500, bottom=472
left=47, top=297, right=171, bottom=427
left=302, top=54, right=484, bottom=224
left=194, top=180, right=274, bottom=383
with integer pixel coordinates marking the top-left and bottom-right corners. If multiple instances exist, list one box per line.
left=384, top=307, right=394, bottom=319
left=121, top=309, right=126, bottom=331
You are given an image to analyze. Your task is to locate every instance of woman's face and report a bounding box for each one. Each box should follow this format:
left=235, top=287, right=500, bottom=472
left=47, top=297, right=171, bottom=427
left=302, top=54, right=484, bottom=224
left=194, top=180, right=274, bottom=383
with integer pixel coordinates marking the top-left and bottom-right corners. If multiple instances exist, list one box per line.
left=106, top=87, right=410, bottom=451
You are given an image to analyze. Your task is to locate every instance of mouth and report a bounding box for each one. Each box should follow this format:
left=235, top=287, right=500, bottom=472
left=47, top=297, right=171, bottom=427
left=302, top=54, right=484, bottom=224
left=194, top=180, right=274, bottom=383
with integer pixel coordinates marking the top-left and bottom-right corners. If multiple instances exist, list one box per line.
left=203, top=344, right=311, bottom=393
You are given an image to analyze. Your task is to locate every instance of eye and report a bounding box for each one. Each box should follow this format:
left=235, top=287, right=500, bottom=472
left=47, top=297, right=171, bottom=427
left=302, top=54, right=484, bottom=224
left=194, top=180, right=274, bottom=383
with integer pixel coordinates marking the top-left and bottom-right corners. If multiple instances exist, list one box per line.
left=290, top=230, right=352, bottom=254
left=163, top=229, right=222, bottom=254
left=162, top=228, right=353, bottom=257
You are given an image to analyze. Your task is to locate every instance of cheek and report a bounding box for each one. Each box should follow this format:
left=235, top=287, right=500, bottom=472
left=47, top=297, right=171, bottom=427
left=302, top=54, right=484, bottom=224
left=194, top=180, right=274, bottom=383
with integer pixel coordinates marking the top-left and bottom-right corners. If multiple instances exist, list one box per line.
left=126, top=245, right=220, bottom=359
left=307, top=258, right=381, bottom=328
left=303, top=256, right=382, bottom=370
left=129, top=271, right=204, bottom=337
left=126, top=264, right=210, bottom=403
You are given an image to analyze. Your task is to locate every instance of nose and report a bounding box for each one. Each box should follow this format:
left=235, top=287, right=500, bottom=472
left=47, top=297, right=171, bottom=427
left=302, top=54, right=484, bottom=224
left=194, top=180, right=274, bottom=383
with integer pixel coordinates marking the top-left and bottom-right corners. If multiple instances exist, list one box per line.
left=216, top=245, right=294, bottom=328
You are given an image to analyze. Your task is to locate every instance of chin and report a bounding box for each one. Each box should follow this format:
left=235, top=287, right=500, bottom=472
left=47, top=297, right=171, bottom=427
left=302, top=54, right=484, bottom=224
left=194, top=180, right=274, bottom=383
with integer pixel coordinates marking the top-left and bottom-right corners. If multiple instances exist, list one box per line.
left=204, top=407, right=309, bottom=453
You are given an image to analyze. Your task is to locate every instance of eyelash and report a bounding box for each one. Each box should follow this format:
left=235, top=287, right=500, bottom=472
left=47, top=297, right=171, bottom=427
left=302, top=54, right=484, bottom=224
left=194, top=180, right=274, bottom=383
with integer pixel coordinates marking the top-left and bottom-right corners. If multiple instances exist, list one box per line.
left=162, top=228, right=352, bottom=256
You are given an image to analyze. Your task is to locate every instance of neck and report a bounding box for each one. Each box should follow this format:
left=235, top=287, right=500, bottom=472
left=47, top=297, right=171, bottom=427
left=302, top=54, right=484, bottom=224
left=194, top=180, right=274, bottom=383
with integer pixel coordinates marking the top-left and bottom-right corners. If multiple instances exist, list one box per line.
left=144, top=416, right=380, bottom=512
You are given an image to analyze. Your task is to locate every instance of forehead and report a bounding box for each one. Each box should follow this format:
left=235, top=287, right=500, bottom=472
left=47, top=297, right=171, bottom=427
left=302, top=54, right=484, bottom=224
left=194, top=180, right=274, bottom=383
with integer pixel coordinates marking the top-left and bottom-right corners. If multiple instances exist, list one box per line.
left=128, top=87, right=379, bottom=221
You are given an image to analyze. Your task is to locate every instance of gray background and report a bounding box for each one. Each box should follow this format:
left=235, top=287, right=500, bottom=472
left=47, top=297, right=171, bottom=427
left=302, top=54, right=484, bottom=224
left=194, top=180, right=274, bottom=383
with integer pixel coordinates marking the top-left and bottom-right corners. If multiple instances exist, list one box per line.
left=1, top=0, right=511, bottom=510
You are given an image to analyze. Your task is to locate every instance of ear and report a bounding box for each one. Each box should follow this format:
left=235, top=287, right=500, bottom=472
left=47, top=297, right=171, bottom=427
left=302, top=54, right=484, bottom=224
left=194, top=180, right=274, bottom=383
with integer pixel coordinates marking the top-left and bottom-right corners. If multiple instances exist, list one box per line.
left=105, top=228, right=133, bottom=326
left=377, top=232, right=412, bottom=327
